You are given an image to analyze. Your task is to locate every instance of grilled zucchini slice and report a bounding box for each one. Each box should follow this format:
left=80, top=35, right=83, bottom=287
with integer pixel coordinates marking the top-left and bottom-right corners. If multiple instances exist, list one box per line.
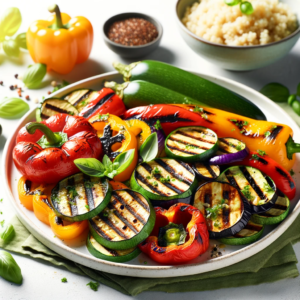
left=87, top=234, right=141, bottom=262
left=192, top=162, right=220, bottom=181
left=50, top=173, right=112, bottom=222
left=218, top=221, right=264, bottom=245
left=165, top=126, right=218, bottom=163
left=251, top=195, right=290, bottom=225
left=37, top=98, right=78, bottom=121
left=89, top=189, right=155, bottom=250
left=193, top=181, right=252, bottom=239
left=218, top=166, right=278, bottom=214
left=64, top=89, right=100, bottom=112
left=130, top=158, right=198, bottom=208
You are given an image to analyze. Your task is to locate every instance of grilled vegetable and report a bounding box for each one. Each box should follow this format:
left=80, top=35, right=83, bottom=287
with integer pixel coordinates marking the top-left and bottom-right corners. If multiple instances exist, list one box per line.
left=192, top=162, right=220, bottom=181
left=165, top=126, right=218, bottom=163
left=63, top=89, right=99, bottom=110
left=209, top=138, right=249, bottom=165
left=251, top=194, right=290, bottom=225
left=131, top=158, right=198, bottom=208
left=36, top=98, right=78, bottom=121
left=193, top=181, right=252, bottom=239
left=50, top=173, right=112, bottom=222
left=218, top=221, right=264, bottom=245
left=218, top=166, right=278, bottom=214
left=87, top=234, right=141, bottom=262
left=89, top=189, right=155, bottom=250
left=113, top=60, right=266, bottom=120
left=150, top=120, right=166, bottom=157
left=125, top=119, right=151, bottom=149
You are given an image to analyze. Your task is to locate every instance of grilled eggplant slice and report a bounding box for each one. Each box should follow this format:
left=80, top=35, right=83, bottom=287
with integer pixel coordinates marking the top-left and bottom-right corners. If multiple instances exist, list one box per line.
left=50, top=173, right=111, bottom=222
left=218, top=221, right=264, bottom=245
left=192, top=162, right=220, bottom=181
left=193, top=181, right=252, bottom=239
left=37, top=98, right=78, bottom=121
left=251, top=195, right=290, bottom=225
left=89, top=189, right=155, bottom=250
left=130, top=158, right=198, bottom=208
left=87, top=234, right=141, bottom=262
left=165, top=126, right=219, bottom=163
left=218, top=166, right=278, bottom=214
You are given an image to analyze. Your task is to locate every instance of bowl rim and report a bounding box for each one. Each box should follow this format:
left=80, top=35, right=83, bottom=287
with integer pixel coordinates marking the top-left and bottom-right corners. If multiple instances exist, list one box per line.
left=175, top=0, right=300, bottom=49
left=102, top=12, right=163, bottom=49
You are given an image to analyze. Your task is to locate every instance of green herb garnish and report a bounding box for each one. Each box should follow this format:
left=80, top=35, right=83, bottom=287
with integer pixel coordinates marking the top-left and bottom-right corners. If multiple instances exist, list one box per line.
left=263, top=182, right=274, bottom=193
left=290, top=169, right=295, bottom=176
left=264, top=131, right=271, bottom=137
left=251, top=154, right=259, bottom=160
left=84, top=181, right=94, bottom=188
left=154, top=120, right=162, bottom=130
left=152, top=181, right=158, bottom=187
left=193, top=106, right=204, bottom=113
left=85, top=205, right=90, bottom=210
left=98, top=113, right=109, bottom=121
left=236, top=143, right=243, bottom=151
left=61, top=277, right=67, bottom=283
left=0, top=220, right=5, bottom=227
left=258, top=150, right=267, bottom=156
left=205, top=199, right=227, bottom=220
left=66, top=186, right=78, bottom=199
left=243, top=121, right=249, bottom=126
left=160, top=176, right=171, bottom=183
left=241, top=185, right=254, bottom=201
left=86, top=281, right=100, bottom=291
left=185, top=144, right=198, bottom=150
left=152, top=167, right=161, bottom=175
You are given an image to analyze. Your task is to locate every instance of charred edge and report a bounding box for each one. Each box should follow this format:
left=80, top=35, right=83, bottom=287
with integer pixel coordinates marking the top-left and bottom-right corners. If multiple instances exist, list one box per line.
left=100, top=213, right=131, bottom=239
left=105, top=247, right=119, bottom=257
left=133, top=114, right=195, bottom=126
left=152, top=246, right=166, bottom=253
left=42, top=197, right=53, bottom=210
left=176, top=130, right=215, bottom=144
left=84, top=175, right=95, bottom=210
left=267, top=126, right=283, bottom=141
left=204, top=194, right=211, bottom=205
left=55, top=216, right=63, bottom=226
left=224, top=170, right=239, bottom=189
left=82, top=93, right=115, bottom=118
left=179, top=205, right=188, bottom=211
left=177, top=160, right=195, bottom=174
left=196, top=231, right=203, bottom=244
left=68, top=177, right=78, bottom=216
left=244, top=223, right=263, bottom=232
left=71, top=90, right=92, bottom=106
left=90, top=218, right=112, bottom=241
left=264, top=175, right=276, bottom=191
left=275, top=167, right=295, bottom=189
left=24, top=180, right=32, bottom=194
left=240, top=167, right=266, bottom=200
left=41, top=113, right=51, bottom=120
left=126, top=190, right=150, bottom=212
left=44, top=103, right=70, bottom=114
left=257, top=157, right=268, bottom=165
left=135, top=172, right=168, bottom=196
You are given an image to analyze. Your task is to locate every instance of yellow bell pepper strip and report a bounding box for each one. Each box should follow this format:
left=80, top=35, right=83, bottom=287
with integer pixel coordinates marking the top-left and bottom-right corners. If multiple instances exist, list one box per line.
left=173, top=104, right=299, bottom=171
left=27, top=4, right=93, bottom=74
left=125, top=119, right=151, bottom=149
left=33, top=195, right=53, bottom=226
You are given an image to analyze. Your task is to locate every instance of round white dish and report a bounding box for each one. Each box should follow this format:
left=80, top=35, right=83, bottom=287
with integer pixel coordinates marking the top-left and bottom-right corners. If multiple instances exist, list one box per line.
left=2, top=71, right=300, bottom=278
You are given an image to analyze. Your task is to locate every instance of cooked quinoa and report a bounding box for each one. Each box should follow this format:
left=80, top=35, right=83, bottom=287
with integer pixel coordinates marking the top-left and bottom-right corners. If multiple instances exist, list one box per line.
left=182, top=0, right=298, bottom=46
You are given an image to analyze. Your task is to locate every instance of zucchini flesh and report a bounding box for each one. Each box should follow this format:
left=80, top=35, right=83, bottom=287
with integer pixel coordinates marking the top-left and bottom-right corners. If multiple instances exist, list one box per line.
left=217, top=138, right=246, bottom=155
left=51, top=173, right=111, bottom=222
left=193, top=162, right=220, bottom=180
left=165, top=126, right=218, bottom=163
left=64, top=89, right=100, bottom=112
left=39, top=99, right=78, bottom=120
left=89, top=189, right=155, bottom=250
left=87, top=234, right=141, bottom=262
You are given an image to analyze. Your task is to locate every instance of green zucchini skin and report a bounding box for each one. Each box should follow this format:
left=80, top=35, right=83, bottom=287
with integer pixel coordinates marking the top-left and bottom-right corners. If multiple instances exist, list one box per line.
left=116, top=60, right=266, bottom=120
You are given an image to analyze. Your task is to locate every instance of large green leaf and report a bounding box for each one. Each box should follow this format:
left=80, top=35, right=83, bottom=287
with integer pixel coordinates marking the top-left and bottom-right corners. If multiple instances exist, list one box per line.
left=0, top=250, right=22, bottom=284
left=0, top=97, right=29, bottom=119
left=140, top=133, right=158, bottom=162
left=74, top=158, right=105, bottom=177
left=0, top=7, right=22, bottom=40
left=114, top=149, right=135, bottom=175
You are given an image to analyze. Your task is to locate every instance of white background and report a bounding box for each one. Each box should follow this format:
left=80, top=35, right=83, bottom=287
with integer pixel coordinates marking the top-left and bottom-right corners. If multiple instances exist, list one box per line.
left=1, top=0, right=300, bottom=299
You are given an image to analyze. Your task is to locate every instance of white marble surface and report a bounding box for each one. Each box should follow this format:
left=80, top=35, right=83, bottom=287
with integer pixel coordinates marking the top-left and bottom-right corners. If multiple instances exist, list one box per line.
left=1, top=0, right=300, bottom=299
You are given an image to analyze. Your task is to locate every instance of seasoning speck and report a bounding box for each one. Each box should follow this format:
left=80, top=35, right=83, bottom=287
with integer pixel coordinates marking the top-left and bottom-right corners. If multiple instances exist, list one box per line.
left=25, top=95, right=30, bottom=101
left=0, top=81, right=3, bottom=86
left=210, top=244, right=222, bottom=258
left=47, top=91, right=51, bottom=95
left=14, top=74, right=18, bottom=79
left=10, top=85, right=14, bottom=90
left=51, top=81, right=57, bottom=87
left=108, top=18, right=158, bottom=46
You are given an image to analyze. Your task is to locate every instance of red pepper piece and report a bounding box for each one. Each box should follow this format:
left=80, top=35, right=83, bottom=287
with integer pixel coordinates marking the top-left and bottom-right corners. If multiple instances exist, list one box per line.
left=139, top=203, right=209, bottom=265
left=13, top=114, right=102, bottom=184
left=231, top=151, right=296, bottom=200
left=79, top=88, right=126, bottom=120
left=123, top=104, right=206, bottom=135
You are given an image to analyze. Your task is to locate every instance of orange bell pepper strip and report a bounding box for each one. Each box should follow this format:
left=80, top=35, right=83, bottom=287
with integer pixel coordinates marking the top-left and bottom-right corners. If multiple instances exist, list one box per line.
left=125, top=119, right=152, bottom=149
left=27, top=4, right=93, bottom=74
left=33, top=195, right=53, bottom=226
left=109, top=180, right=129, bottom=190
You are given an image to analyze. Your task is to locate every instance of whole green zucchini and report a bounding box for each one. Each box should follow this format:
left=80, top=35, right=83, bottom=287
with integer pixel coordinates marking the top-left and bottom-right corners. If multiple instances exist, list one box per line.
left=113, top=60, right=266, bottom=120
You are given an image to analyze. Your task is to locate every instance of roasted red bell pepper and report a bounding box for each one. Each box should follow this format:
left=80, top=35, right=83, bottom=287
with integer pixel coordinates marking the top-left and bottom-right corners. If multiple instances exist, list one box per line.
left=79, top=88, right=126, bottom=120
left=231, top=151, right=296, bottom=200
left=139, top=203, right=209, bottom=264
left=123, top=104, right=205, bottom=136
left=13, top=114, right=102, bottom=184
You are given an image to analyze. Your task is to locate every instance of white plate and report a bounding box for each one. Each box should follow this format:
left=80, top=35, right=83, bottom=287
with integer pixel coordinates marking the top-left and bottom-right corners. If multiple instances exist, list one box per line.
left=2, top=71, right=300, bottom=278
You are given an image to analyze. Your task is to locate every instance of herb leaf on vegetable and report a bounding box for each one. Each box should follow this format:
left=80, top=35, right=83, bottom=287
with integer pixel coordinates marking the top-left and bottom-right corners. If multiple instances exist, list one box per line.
left=0, top=250, right=22, bottom=284
left=113, top=149, right=135, bottom=175
left=140, top=132, right=158, bottom=163
left=74, top=158, right=105, bottom=177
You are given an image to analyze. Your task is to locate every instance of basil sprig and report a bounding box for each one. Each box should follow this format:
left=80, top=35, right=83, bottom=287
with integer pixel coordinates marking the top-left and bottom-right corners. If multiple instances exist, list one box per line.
left=0, top=250, right=22, bottom=284
left=23, top=63, right=47, bottom=89
left=224, top=0, right=254, bottom=15
left=74, top=149, right=134, bottom=179
left=1, top=224, right=15, bottom=242
left=0, top=97, right=29, bottom=119
left=139, top=132, right=158, bottom=163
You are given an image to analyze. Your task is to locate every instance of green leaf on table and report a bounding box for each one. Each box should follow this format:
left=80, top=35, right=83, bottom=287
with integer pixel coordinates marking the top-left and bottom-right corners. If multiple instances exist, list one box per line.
left=0, top=224, right=14, bottom=243
left=3, top=39, right=19, bottom=57
left=74, top=158, right=105, bottom=177
left=0, top=250, right=22, bottom=284
left=260, top=83, right=290, bottom=103
left=140, top=133, right=158, bottom=163
left=114, top=149, right=135, bottom=175
left=0, top=97, right=29, bottom=119
left=0, top=7, right=22, bottom=40
left=23, top=63, right=47, bottom=89
left=15, top=32, right=27, bottom=50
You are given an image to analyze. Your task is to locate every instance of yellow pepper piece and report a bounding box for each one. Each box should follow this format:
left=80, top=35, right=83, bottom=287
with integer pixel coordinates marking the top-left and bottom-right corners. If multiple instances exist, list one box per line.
left=125, top=119, right=152, bottom=149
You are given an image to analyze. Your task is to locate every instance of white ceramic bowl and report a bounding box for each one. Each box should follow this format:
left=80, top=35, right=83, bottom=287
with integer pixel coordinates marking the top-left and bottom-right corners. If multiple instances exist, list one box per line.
left=175, top=0, right=300, bottom=71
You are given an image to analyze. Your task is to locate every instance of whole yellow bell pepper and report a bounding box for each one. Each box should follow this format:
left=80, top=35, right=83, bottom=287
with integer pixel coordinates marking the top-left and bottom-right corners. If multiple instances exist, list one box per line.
left=27, top=4, right=93, bottom=74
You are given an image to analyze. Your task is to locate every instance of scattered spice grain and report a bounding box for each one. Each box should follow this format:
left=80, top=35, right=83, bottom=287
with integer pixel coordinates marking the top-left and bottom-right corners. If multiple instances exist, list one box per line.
left=9, top=85, right=14, bottom=90
left=108, top=18, right=158, bottom=46
left=25, top=95, right=30, bottom=101
left=14, top=74, right=18, bottom=79
left=0, top=81, right=3, bottom=86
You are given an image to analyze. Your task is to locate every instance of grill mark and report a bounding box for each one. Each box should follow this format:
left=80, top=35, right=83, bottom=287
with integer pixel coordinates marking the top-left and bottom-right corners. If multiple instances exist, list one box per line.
left=169, top=137, right=208, bottom=150
left=44, top=103, right=70, bottom=114
left=100, top=215, right=130, bottom=239
left=176, top=160, right=195, bottom=174
left=167, top=145, right=201, bottom=155
left=126, top=190, right=150, bottom=212
left=276, top=167, right=295, bottom=189
left=273, top=203, right=288, bottom=210
left=90, top=219, right=112, bottom=241
left=222, top=190, right=230, bottom=227
left=264, top=176, right=275, bottom=191
left=136, top=172, right=167, bottom=196
left=219, top=138, right=243, bottom=152
left=112, top=192, right=147, bottom=225
left=41, top=113, right=50, bottom=120
left=113, top=210, right=139, bottom=234
left=82, top=92, right=115, bottom=118
left=244, top=223, right=263, bottom=232
left=240, top=167, right=266, bottom=200
left=127, top=114, right=195, bottom=126
left=24, top=180, right=32, bottom=194
left=84, top=176, right=95, bottom=210
left=267, top=126, right=283, bottom=141
left=70, top=90, right=91, bottom=106
left=204, top=163, right=218, bottom=178
left=176, top=130, right=215, bottom=144
left=68, top=177, right=78, bottom=217
left=224, top=170, right=239, bottom=189
left=257, top=157, right=268, bottom=165
left=55, top=216, right=63, bottom=226
left=155, top=159, right=192, bottom=185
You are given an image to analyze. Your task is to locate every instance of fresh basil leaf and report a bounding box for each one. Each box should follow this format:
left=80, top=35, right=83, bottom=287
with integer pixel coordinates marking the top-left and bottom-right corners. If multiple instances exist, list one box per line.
left=0, top=97, right=29, bottom=119
left=240, top=1, right=254, bottom=15
left=3, top=39, right=19, bottom=57
left=0, top=7, right=22, bottom=40
left=224, top=0, right=241, bottom=6
left=106, top=170, right=118, bottom=179
left=260, top=83, right=290, bottom=103
left=297, top=83, right=300, bottom=97
left=0, top=224, right=14, bottom=242
left=15, top=32, right=27, bottom=50
left=291, top=100, right=300, bottom=116
left=74, top=158, right=105, bottom=177
left=140, top=133, right=158, bottom=163
left=23, top=63, right=47, bottom=89
left=102, top=155, right=112, bottom=168
left=0, top=250, right=22, bottom=284
left=114, top=149, right=135, bottom=175
left=288, top=94, right=296, bottom=106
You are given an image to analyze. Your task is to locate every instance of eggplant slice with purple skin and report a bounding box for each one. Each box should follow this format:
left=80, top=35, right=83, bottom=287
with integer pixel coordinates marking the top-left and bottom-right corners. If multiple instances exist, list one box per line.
left=209, top=138, right=249, bottom=165
left=192, top=162, right=220, bottom=181
left=218, top=166, right=278, bottom=214
left=193, top=181, right=252, bottom=239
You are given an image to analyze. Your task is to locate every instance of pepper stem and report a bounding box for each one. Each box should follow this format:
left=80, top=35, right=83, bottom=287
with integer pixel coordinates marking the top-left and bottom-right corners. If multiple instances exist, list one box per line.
left=285, top=135, right=300, bottom=160
left=104, top=81, right=129, bottom=99
left=113, top=61, right=141, bottom=81
left=26, top=122, right=62, bottom=145
left=48, top=4, right=64, bottom=29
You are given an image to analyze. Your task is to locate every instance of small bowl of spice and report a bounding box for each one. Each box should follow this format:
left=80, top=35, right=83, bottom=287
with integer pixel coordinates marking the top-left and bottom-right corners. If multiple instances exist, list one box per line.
left=103, top=12, right=163, bottom=58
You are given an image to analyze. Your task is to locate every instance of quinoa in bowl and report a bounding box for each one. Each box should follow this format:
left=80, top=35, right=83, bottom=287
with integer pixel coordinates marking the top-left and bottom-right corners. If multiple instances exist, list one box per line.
left=182, top=0, right=298, bottom=46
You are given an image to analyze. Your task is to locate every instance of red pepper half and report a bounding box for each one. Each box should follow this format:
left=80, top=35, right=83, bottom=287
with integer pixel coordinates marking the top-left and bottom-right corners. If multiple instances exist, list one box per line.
left=139, top=203, right=209, bottom=265
left=123, top=104, right=205, bottom=136
left=13, top=114, right=102, bottom=184
left=231, top=151, right=296, bottom=200
left=79, top=88, right=126, bottom=120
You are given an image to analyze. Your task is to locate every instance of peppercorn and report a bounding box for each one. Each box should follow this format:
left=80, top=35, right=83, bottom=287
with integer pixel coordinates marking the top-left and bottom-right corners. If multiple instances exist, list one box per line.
left=25, top=95, right=30, bottom=101
left=14, top=74, right=18, bottom=79
left=47, top=91, right=51, bottom=95
left=10, top=85, right=14, bottom=90
left=0, top=81, right=3, bottom=86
